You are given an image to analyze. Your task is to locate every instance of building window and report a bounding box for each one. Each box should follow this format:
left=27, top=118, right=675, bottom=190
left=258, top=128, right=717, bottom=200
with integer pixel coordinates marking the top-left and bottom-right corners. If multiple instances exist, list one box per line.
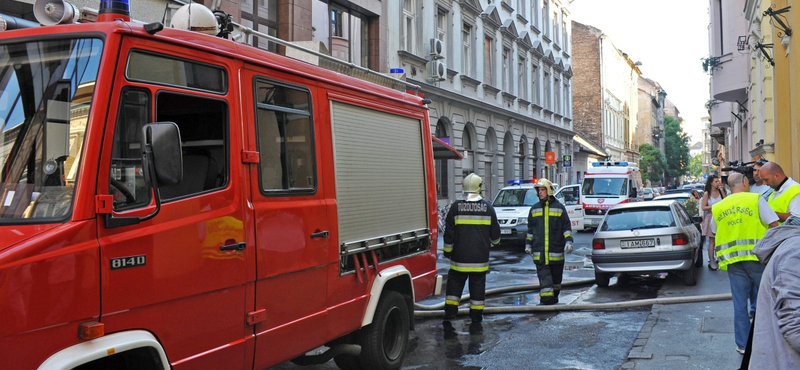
left=544, top=71, right=551, bottom=109
left=518, top=57, right=527, bottom=98
left=437, top=8, right=448, bottom=60
left=542, top=1, right=548, bottom=36
left=518, top=0, right=526, bottom=18
left=502, top=47, right=511, bottom=92
left=462, top=24, right=473, bottom=77
left=312, top=1, right=371, bottom=68
left=240, top=0, right=278, bottom=52
left=554, top=77, right=561, bottom=113
left=403, top=0, right=416, bottom=53
left=562, top=20, right=568, bottom=52
left=484, top=36, right=494, bottom=85
left=532, top=64, right=538, bottom=104
left=553, top=12, right=559, bottom=43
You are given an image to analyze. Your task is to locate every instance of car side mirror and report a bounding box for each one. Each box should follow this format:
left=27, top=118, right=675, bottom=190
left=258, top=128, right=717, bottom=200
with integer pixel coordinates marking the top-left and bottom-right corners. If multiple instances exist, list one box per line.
left=692, top=216, right=703, bottom=224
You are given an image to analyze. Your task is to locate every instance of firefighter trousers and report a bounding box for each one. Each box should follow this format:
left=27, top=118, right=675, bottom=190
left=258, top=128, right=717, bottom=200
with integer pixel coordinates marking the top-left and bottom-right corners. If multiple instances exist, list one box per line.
left=535, top=262, right=564, bottom=305
left=444, top=269, right=486, bottom=321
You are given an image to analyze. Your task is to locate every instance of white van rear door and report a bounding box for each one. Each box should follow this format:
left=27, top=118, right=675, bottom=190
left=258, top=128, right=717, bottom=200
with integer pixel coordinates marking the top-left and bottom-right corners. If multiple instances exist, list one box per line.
left=556, top=184, right=584, bottom=231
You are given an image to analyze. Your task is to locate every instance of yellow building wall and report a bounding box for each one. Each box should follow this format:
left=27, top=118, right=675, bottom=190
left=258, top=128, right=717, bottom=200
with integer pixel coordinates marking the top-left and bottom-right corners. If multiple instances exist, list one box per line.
left=759, top=0, right=776, bottom=162
left=772, top=0, right=798, bottom=177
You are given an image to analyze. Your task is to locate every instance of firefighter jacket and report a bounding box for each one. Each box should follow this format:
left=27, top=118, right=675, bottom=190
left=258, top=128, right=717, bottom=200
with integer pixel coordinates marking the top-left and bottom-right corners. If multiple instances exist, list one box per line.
left=443, top=199, right=501, bottom=273
left=526, top=196, right=573, bottom=265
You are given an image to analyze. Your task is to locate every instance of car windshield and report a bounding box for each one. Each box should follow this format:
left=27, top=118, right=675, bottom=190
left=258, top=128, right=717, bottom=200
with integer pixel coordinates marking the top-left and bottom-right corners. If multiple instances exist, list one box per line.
left=0, top=38, right=102, bottom=222
left=582, top=177, right=628, bottom=196
left=600, top=206, right=675, bottom=231
left=493, top=188, right=538, bottom=206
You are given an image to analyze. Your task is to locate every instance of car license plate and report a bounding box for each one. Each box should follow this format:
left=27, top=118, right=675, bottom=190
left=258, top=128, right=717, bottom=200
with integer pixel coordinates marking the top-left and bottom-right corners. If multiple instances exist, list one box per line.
left=501, top=229, right=512, bottom=235
left=620, top=239, right=655, bottom=249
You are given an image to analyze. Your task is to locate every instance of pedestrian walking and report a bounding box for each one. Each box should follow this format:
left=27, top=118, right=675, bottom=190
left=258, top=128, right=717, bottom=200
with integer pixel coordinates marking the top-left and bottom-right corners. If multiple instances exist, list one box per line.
left=701, top=174, right=725, bottom=271
left=525, top=178, right=573, bottom=305
left=749, top=215, right=800, bottom=369
left=442, top=173, right=501, bottom=322
left=759, top=161, right=800, bottom=223
left=750, top=159, right=774, bottom=200
left=710, top=172, right=779, bottom=354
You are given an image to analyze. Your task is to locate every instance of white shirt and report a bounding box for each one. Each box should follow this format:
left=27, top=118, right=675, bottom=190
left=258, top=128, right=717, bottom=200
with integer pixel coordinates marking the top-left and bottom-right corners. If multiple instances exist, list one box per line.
left=710, top=196, right=779, bottom=234
left=770, top=177, right=800, bottom=216
left=750, top=183, right=774, bottom=200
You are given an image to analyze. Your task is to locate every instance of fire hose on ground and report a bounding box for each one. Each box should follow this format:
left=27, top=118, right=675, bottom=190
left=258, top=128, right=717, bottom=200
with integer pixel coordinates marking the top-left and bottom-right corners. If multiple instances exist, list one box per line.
left=413, top=278, right=732, bottom=318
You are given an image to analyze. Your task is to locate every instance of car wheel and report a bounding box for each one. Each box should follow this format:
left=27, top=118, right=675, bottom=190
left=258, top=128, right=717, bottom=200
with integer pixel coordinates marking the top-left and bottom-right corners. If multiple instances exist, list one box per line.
left=683, top=265, right=697, bottom=286
left=595, top=270, right=610, bottom=287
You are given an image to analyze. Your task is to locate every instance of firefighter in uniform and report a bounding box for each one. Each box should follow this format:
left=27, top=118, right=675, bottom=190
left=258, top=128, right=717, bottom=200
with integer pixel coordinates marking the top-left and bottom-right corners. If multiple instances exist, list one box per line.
left=442, top=173, right=501, bottom=322
left=710, top=172, right=779, bottom=354
left=526, top=178, right=573, bottom=305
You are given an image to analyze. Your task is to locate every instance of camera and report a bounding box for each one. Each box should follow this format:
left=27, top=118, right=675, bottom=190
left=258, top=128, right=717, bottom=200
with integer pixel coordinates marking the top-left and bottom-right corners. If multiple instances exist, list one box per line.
left=721, top=160, right=756, bottom=184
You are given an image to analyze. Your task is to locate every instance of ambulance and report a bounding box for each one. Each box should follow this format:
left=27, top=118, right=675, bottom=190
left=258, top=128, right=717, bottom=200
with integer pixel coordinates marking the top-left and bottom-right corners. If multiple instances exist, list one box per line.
left=0, top=2, right=441, bottom=369
left=581, top=161, right=644, bottom=229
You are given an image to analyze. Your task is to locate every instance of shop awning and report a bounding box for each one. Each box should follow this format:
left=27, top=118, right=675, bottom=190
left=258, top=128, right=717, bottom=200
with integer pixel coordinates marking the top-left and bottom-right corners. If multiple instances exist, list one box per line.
left=432, top=136, right=463, bottom=160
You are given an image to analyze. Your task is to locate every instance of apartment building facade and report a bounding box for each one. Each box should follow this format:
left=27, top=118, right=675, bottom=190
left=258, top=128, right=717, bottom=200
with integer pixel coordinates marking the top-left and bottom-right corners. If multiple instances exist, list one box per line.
left=571, top=21, right=640, bottom=163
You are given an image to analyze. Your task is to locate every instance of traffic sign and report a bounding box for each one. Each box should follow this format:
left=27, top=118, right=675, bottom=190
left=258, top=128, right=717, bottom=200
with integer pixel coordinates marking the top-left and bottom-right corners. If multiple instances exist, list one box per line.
left=563, top=155, right=572, bottom=167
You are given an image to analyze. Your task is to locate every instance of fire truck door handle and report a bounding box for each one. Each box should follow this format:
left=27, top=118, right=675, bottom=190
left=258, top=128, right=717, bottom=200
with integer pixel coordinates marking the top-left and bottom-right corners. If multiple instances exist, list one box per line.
left=220, top=242, right=247, bottom=252
left=311, top=230, right=330, bottom=239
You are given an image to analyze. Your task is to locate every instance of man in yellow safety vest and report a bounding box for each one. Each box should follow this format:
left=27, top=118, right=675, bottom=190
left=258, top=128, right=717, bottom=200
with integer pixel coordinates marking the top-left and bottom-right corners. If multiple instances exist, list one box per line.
left=759, top=162, right=800, bottom=223
left=710, top=172, right=779, bottom=355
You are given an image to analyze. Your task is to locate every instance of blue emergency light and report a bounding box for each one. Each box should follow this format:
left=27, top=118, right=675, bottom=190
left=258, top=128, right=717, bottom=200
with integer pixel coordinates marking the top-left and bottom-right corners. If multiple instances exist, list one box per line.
left=99, top=0, right=131, bottom=21
left=592, top=161, right=629, bottom=167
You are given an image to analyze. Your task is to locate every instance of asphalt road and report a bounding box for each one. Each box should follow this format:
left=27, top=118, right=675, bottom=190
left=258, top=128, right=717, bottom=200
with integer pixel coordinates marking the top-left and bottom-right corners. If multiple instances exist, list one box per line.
left=269, top=230, right=677, bottom=370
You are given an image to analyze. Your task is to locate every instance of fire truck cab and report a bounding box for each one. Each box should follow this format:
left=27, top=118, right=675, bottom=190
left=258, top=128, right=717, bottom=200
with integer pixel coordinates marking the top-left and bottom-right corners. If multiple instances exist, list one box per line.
left=0, top=2, right=440, bottom=369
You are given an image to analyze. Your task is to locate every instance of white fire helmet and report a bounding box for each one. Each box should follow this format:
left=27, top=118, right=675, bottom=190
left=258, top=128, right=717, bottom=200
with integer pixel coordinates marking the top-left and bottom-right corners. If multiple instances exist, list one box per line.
left=463, top=173, right=484, bottom=201
left=534, top=178, right=554, bottom=196
left=171, top=3, right=219, bottom=35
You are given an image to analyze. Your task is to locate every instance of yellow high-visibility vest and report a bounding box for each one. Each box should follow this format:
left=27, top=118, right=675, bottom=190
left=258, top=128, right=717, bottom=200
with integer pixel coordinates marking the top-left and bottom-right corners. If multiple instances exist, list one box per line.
left=768, top=184, right=800, bottom=224
left=712, top=192, right=766, bottom=270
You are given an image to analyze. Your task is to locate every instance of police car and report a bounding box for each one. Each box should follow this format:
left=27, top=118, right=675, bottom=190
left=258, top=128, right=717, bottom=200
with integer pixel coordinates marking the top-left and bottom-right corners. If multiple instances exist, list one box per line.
left=491, top=180, right=584, bottom=246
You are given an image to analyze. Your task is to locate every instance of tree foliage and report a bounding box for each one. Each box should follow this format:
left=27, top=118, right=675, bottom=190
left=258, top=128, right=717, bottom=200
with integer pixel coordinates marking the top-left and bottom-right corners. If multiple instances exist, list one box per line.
left=638, top=143, right=667, bottom=184
left=688, top=154, right=702, bottom=177
left=664, top=116, right=691, bottom=182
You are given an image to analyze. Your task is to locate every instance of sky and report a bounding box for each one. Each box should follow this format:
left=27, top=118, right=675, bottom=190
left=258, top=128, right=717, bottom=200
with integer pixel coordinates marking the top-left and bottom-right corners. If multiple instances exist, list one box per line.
left=570, top=0, right=710, bottom=144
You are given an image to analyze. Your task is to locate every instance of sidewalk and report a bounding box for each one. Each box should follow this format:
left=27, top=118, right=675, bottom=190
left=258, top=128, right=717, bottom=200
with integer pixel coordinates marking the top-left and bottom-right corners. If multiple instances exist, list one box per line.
left=621, top=261, right=743, bottom=370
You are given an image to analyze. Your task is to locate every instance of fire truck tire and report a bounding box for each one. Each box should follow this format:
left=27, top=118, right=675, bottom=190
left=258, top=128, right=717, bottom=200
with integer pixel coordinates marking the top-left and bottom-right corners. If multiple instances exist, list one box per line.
left=357, top=290, right=409, bottom=370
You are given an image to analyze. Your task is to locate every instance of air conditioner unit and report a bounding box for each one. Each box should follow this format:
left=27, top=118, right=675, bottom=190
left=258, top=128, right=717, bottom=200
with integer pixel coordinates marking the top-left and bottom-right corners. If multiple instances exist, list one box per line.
left=428, top=38, right=445, bottom=59
left=428, top=60, right=446, bottom=81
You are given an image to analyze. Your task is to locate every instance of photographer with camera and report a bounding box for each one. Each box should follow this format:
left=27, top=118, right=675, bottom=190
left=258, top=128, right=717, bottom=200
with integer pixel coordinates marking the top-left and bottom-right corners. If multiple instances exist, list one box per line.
left=759, top=162, right=800, bottom=223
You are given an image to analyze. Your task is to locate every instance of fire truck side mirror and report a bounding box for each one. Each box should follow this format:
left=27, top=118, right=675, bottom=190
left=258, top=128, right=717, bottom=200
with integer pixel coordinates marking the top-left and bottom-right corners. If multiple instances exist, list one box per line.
left=142, top=122, right=183, bottom=186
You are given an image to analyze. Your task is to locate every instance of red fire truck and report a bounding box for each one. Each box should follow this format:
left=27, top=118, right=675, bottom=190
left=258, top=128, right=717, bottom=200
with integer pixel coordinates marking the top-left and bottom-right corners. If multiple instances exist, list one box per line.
left=0, top=1, right=441, bottom=369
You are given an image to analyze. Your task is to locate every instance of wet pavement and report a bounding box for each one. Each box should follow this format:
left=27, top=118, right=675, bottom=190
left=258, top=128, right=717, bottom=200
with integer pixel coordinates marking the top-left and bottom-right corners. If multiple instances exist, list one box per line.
left=269, top=231, right=682, bottom=370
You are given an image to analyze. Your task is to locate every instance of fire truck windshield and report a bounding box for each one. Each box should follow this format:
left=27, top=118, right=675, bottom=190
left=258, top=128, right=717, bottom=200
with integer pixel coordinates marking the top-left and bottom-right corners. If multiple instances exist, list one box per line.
left=0, top=38, right=102, bottom=222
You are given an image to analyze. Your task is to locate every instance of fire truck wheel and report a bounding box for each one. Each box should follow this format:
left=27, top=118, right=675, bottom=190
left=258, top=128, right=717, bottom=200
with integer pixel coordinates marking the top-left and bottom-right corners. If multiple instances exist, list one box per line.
left=358, top=290, right=409, bottom=370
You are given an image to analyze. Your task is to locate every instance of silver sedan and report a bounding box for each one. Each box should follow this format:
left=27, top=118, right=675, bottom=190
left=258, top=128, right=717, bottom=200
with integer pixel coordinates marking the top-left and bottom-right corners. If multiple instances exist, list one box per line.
left=591, top=200, right=704, bottom=287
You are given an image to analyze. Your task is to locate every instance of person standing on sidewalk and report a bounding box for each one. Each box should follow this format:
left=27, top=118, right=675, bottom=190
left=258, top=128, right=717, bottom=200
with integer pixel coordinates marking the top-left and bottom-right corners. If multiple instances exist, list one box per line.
left=525, top=178, right=573, bottom=305
left=749, top=215, right=800, bottom=369
left=750, top=159, right=774, bottom=200
left=710, top=172, right=779, bottom=354
left=759, top=162, right=800, bottom=223
left=442, top=173, right=501, bottom=322
left=701, top=174, right=726, bottom=270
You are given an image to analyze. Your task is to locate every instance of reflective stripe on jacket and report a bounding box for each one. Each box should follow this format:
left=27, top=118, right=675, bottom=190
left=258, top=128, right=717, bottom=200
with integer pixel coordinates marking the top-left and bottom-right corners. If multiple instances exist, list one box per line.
left=712, top=192, right=766, bottom=270
left=526, top=196, right=573, bottom=265
left=443, top=199, right=501, bottom=272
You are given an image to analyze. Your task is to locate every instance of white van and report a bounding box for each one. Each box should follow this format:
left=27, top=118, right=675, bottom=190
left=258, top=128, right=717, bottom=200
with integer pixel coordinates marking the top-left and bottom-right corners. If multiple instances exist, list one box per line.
left=581, top=161, right=644, bottom=229
left=492, top=180, right=580, bottom=246
left=555, top=184, right=586, bottom=231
